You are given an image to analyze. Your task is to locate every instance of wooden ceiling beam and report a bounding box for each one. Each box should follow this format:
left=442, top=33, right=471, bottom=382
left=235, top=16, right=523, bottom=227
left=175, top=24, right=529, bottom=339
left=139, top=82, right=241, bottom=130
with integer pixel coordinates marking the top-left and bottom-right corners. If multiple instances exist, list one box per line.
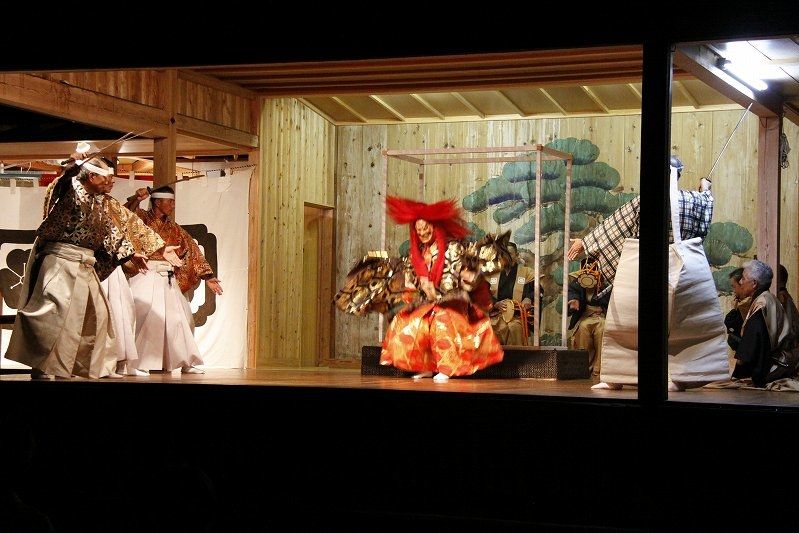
left=235, top=70, right=649, bottom=97
left=494, top=90, right=525, bottom=116
left=0, top=138, right=245, bottom=160
left=410, top=94, right=445, bottom=120
left=674, top=80, right=700, bottom=109
left=785, top=103, right=799, bottom=127
left=297, top=98, right=337, bottom=124
left=369, top=95, right=406, bottom=121
left=213, top=60, right=644, bottom=84
left=190, top=46, right=643, bottom=76
left=330, top=96, right=369, bottom=123
left=627, top=83, right=642, bottom=101
left=175, top=114, right=259, bottom=149
left=0, top=73, right=170, bottom=137
left=177, top=69, right=257, bottom=99
left=580, top=86, right=611, bottom=113
left=539, top=89, right=568, bottom=115
left=451, top=93, right=485, bottom=118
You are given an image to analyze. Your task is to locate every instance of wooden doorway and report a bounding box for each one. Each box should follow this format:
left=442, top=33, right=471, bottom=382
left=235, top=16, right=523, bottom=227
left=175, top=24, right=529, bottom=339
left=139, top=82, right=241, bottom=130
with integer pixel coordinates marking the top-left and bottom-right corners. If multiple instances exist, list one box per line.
left=301, top=203, right=334, bottom=366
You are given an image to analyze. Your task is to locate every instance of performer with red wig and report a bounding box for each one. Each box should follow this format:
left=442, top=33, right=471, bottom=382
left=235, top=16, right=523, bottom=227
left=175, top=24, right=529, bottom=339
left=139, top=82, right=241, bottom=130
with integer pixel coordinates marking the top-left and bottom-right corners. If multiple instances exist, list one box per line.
left=336, top=196, right=506, bottom=383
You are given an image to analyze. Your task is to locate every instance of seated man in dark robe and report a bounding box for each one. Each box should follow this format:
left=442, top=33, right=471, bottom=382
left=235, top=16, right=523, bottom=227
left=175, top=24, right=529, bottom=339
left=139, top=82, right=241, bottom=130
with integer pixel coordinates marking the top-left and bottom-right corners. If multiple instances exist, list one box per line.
left=487, top=242, right=542, bottom=345
left=731, top=260, right=799, bottom=387
left=567, top=259, right=610, bottom=378
left=724, top=267, right=752, bottom=351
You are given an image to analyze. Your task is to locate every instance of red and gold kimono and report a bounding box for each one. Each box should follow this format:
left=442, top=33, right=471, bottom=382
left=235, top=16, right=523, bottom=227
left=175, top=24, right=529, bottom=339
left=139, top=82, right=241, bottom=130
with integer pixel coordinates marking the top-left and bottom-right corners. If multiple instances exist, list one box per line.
left=336, top=197, right=507, bottom=379
left=132, top=208, right=214, bottom=292
left=380, top=239, right=503, bottom=377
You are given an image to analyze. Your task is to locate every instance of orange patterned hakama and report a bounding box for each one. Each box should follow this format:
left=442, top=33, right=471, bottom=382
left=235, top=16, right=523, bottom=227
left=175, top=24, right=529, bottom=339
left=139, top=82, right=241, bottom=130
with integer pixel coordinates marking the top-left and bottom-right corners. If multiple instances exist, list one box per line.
left=380, top=301, right=504, bottom=377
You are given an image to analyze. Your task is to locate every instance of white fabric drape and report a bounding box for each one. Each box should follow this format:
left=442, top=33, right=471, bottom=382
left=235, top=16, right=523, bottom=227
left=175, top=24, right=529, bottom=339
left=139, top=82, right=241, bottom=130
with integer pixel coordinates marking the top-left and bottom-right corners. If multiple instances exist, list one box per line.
left=1, top=173, right=248, bottom=369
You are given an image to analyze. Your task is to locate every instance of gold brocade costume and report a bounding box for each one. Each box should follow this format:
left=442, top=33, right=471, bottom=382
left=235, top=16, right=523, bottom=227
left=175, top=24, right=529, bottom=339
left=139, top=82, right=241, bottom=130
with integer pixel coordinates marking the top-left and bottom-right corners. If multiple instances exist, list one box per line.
left=39, top=178, right=165, bottom=280
left=132, top=209, right=214, bottom=293
left=6, top=177, right=165, bottom=378
left=378, top=241, right=504, bottom=376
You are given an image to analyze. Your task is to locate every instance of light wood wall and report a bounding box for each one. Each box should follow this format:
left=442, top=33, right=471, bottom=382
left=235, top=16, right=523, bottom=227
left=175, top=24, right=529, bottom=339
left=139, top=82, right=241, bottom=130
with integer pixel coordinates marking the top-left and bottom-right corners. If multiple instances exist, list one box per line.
left=335, top=116, right=642, bottom=358
left=257, top=98, right=336, bottom=367
left=334, top=111, right=798, bottom=359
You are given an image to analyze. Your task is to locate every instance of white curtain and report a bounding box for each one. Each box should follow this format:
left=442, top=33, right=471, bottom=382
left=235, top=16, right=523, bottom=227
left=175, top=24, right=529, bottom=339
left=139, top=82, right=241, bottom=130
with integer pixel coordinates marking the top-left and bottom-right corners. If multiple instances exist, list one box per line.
left=1, top=172, right=249, bottom=369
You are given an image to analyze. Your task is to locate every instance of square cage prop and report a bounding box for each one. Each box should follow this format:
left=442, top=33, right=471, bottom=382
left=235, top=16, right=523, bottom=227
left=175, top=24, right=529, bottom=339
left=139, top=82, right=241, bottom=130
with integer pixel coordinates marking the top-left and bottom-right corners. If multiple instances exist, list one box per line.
left=382, top=145, right=574, bottom=347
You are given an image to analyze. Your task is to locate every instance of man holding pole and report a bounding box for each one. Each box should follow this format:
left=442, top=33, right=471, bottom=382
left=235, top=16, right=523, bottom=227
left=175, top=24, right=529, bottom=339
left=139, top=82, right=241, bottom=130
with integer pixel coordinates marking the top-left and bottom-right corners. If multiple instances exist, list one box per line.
left=567, top=156, right=729, bottom=390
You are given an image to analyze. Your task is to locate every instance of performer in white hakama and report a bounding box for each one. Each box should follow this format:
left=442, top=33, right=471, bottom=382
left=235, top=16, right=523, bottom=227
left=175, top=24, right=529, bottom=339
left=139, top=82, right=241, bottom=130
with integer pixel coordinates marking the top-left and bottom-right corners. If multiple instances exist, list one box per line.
left=124, top=186, right=223, bottom=375
left=5, top=157, right=167, bottom=379
left=100, top=266, right=146, bottom=376
left=567, top=156, right=729, bottom=390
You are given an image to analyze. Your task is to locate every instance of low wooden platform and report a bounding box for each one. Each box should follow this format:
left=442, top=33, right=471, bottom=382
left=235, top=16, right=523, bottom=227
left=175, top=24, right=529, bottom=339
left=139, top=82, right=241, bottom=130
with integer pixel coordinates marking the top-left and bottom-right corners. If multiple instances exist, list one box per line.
left=361, top=345, right=590, bottom=379
left=2, top=367, right=799, bottom=407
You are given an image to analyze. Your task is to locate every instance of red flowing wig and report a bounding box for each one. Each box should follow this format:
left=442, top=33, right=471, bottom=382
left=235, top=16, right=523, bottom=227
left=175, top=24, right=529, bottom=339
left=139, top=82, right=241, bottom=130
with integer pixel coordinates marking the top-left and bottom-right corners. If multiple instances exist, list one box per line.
left=386, top=196, right=470, bottom=285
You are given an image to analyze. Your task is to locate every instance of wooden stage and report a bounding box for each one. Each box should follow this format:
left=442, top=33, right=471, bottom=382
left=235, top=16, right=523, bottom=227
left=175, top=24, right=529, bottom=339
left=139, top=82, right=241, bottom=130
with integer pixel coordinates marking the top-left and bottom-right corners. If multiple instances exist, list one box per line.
left=4, top=367, right=799, bottom=409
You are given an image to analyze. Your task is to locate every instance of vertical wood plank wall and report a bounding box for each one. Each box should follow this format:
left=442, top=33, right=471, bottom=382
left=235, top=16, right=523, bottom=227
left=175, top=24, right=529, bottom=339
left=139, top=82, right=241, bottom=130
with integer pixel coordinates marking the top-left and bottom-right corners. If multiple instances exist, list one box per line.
left=332, top=111, right=798, bottom=360
left=257, top=98, right=336, bottom=367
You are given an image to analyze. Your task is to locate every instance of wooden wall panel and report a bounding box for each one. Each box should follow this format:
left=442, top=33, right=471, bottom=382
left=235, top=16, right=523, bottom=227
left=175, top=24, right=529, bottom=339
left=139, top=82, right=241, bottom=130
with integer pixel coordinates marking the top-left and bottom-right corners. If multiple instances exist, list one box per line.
left=333, top=109, right=794, bottom=359
left=334, top=115, right=643, bottom=356
left=781, top=119, right=799, bottom=304
left=334, top=125, right=389, bottom=358
left=257, top=98, right=336, bottom=367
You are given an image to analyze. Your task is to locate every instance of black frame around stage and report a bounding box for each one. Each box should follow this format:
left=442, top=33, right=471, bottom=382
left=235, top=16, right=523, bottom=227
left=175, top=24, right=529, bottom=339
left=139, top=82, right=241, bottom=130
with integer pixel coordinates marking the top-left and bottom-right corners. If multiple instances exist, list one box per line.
left=3, top=5, right=799, bottom=531
left=2, top=378, right=799, bottom=532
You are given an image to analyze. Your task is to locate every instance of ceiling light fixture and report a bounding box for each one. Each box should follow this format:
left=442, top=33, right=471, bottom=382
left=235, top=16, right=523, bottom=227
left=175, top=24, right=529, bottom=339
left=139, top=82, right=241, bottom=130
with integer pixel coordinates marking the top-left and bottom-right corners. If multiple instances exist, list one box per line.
left=717, top=57, right=769, bottom=91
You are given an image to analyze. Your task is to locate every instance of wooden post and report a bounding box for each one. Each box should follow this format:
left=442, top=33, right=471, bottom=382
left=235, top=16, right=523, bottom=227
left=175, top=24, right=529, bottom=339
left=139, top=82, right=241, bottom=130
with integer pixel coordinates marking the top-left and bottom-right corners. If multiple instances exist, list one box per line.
left=533, top=150, right=542, bottom=346
left=418, top=164, right=425, bottom=199
left=561, top=158, right=573, bottom=347
left=758, top=116, right=782, bottom=293
left=246, top=96, right=263, bottom=369
left=379, top=150, right=388, bottom=341
left=153, top=70, right=177, bottom=189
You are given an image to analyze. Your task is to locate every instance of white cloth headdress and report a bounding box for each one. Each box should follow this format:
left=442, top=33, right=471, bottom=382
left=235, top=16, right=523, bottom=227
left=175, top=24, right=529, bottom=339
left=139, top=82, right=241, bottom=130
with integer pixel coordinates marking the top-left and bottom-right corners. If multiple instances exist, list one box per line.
left=151, top=192, right=175, bottom=199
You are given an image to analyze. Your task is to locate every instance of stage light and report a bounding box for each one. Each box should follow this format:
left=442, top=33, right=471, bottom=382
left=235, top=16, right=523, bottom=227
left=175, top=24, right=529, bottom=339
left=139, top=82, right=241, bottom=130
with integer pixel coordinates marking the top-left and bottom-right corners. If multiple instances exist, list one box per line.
left=717, top=58, right=769, bottom=91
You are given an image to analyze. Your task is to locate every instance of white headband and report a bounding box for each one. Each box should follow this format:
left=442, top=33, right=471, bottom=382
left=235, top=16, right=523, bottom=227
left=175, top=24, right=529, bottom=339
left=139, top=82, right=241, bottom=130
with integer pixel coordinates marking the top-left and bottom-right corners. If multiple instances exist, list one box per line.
left=151, top=192, right=175, bottom=199
left=80, top=161, right=114, bottom=177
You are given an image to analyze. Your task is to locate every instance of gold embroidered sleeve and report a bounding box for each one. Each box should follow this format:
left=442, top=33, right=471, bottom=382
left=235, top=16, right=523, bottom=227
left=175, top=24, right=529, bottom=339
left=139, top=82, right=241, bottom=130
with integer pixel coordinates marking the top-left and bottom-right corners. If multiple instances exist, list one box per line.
left=174, top=225, right=213, bottom=293
left=108, top=200, right=165, bottom=257
left=439, top=241, right=465, bottom=294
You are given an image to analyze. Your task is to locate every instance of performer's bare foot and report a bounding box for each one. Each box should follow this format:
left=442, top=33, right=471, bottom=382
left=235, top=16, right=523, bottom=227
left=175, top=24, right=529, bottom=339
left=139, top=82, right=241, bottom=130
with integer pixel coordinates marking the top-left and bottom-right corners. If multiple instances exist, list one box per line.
left=181, top=366, right=205, bottom=374
left=433, top=373, right=450, bottom=383
left=412, top=371, right=433, bottom=380
left=591, top=382, right=622, bottom=390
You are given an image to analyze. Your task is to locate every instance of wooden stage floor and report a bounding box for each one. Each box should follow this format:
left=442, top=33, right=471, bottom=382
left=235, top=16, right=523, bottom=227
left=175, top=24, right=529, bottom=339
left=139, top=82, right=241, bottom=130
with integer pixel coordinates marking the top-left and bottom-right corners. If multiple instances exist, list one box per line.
left=3, top=367, right=799, bottom=408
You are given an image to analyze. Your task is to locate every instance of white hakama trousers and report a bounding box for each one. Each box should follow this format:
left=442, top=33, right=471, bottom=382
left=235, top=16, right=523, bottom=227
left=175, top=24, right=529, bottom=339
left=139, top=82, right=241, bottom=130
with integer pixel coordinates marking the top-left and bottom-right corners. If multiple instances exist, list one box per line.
left=129, top=260, right=203, bottom=371
left=601, top=238, right=730, bottom=387
left=100, top=266, right=138, bottom=368
left=6, top=241, right=116, bottom=378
